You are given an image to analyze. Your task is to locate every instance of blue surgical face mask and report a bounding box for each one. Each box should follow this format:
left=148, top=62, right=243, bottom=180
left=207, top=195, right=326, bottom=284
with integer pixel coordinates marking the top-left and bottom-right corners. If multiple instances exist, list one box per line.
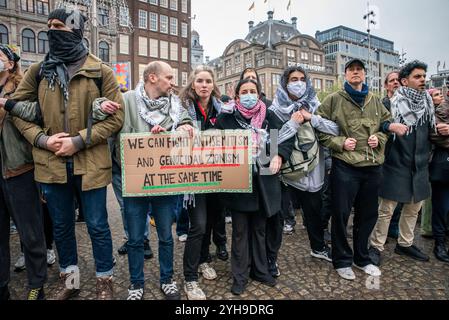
left=287, top=80, right=307, bottom=99
left=239, top=94, right=258, bottom=109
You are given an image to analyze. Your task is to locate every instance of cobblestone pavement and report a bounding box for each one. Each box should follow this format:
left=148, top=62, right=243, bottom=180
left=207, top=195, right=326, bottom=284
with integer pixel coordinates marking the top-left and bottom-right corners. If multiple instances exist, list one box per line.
left=8, top=186, right=449, bottom=300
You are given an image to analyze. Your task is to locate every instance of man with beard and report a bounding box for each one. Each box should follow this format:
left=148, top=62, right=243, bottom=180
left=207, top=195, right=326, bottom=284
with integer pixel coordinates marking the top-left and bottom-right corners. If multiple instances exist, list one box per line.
left=3, top=8, right=124, bottom=300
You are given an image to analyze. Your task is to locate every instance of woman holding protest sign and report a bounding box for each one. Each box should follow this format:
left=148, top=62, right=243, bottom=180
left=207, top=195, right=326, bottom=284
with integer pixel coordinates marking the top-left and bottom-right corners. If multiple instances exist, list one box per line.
left=179, top=65, right=232, bottom=300
left=214, top=78, right=294, bottom=295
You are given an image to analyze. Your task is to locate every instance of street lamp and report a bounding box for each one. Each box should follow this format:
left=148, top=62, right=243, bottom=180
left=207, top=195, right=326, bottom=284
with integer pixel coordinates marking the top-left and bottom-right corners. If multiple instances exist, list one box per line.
left=363, top=2, right=376, bottom=89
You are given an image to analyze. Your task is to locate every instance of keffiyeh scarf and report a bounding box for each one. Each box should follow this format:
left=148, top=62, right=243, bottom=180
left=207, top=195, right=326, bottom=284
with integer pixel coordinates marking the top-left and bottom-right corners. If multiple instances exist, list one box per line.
left=135, top=81, right=182, bottom=130
left=391, top=86, right=436, bottom=133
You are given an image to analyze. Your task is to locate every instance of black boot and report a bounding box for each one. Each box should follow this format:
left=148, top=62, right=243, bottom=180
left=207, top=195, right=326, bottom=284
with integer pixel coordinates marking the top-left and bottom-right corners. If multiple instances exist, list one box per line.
left=0, top=285, right=10, bottom=301
left=434, top=242, right=449, bottom=263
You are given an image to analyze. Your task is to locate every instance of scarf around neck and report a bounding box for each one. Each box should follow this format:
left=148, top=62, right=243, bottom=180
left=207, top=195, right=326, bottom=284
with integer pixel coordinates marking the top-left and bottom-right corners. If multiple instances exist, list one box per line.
left=235, top=99, right=267, bottom=157
left=391, top=86, right=436, bottom=133
left=269, top=78, right=321, bottom=122
left=135, top=81, right=182, bottom=130
left=40, top=30, right=88, bottom=101
left=344, top=82, right=369, bottom=106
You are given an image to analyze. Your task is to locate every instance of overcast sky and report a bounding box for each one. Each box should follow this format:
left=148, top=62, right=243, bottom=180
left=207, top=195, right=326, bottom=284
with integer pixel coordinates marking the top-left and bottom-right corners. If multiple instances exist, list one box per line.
left=191, top=0, right=448, bottom=77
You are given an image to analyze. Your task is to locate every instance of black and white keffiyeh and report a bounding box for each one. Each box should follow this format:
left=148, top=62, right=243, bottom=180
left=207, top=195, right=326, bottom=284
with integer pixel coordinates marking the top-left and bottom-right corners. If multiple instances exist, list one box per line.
left=135, top=81, right=183, bottom=130
left=391, top=86, right=436, bottom=133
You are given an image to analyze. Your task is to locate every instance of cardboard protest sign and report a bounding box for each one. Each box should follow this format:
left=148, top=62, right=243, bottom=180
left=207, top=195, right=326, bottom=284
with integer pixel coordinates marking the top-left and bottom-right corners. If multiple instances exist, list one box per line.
left=120, top=130, right=252, bottom=197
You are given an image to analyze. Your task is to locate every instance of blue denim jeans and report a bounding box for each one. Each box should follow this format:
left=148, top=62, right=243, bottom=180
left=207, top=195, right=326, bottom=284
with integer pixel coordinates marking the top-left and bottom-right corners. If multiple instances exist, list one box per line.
left=175, top=197, right=189, bottom=236
left=124, top=195, right=178, bottom=286
left=41, top=163, right=113, bottom=277
left=112, top=160, right=150, bottom=240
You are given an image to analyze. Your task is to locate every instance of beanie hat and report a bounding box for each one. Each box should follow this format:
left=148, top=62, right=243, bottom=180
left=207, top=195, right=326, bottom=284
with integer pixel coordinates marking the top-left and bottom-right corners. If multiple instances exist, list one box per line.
left=48, top=8, right=86, bottom=38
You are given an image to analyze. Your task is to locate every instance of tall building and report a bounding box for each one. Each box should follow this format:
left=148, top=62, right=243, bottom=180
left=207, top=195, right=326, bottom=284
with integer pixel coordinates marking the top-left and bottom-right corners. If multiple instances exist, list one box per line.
left=316, top=25, right=400, bottom=92
left=190, top=29, right=203, bottom=69
left=0, top=0, right=118, bottom=69
left=208, top=11, right=337, bottom=100
left=116, top=0, right=191, bottom=89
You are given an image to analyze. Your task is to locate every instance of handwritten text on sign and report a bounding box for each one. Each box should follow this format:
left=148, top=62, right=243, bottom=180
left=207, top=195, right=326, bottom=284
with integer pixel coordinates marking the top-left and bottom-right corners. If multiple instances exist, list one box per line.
left=120, top=130, right=252, bottom=196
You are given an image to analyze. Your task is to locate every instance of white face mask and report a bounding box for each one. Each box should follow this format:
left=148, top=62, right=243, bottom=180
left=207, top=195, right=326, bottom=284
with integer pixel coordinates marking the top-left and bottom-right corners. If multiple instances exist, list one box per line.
left=0, top=60, right=6, bottom=72
left=287, top=80, right=307, bottom=99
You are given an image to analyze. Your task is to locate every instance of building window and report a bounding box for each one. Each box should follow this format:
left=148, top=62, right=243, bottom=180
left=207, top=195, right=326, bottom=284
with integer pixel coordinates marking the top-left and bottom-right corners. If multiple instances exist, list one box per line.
left=119, top=8, right=130, bottom=26
left=149, top=0, right=158, bottom=5
left=313, top=54, right=321, bottom=64
left=300, top=52, right=309, bottom=61
left=181, top=22, right=188, bottom=38
left=98, top=8, right=109, bottom=27
left=160, top=40, right=168, bottom=59
left=170, top=42, right=178, bottom=61
left=170, top=17, right=178, bottom=36
left=235, top=55, right=242, bottom=73
left=149, top=38, right=158, bottom=58
left=139, top=10, right=148, bottom=29
left=36, top=0, right=49, bottom=15
left=138, top=36, right=148, bottom=56
left=99, top=41, right=109, bottom=62
left=181, top=0, right=187, bottom=13
left=83, top=38, right=89, bottom=49
left=160, top=0, right=168, bottom=8
left=259, top=74, right=266, bottom=93
left=21, top=0, right=34, bottom=13
left=256, top=53, right=265, bottom=67
left=225, top=59, right=231, bottom=76
left=313, top=79, right=322, bottom=91
left=38, top=31, right=49, bottom=54
left=0, top=24, right=8, bottom=44
left=119, top=34, right=129, bottom=54
left=22, top=29, right=35, bottom=53
left=182, top=71, right=188, bottom=86
left=181, top=47, right=188, bottom=63
left=173, top=68, right=178, bottom=86
left=244, top=52, right=252, bottom=67
left=160, top=15, right=168, bottom=34
left=272, top=74, right=281, bottom=86
left=287, top=49, right=296, bottom=63
left=170, top=0, right=177, bottom=11
left=0, top=0, right=6, bottom=8
left=149, top=12, right=158, bottom=31
left=139, top=63, right=147, bottom=81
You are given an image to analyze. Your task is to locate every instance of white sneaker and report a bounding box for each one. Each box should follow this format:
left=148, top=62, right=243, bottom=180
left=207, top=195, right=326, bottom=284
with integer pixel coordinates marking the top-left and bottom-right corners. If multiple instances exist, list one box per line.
left=354, top=263, right=381, bottom=277
left=184, top=281, right=206, bottom=300
left=198, top=263, right=217, bottom=280
left=47, top=249, right=56, bottom=266
left=336, top=267, right=356, bottom=280
left=14, top=253, right=25, bottom=272
left=178, top=234, right=188, bottom=242
left=127, top=284, right=144, bottom=300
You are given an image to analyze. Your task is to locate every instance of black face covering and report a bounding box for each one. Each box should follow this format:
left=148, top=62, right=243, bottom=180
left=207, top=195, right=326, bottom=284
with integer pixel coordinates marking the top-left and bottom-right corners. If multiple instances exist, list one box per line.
left=41, top=29, right=88, bottom=101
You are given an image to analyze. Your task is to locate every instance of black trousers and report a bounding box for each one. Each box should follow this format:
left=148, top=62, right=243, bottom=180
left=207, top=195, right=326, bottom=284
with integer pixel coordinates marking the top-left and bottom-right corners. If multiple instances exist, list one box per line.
left=183, top=194, right=223, bottom=282
left=265, top=211, right=283, bottom=262
left=281, top=184, right=296, bottom=226
left=231, top=210, right=271, bottom=285
left=331, top=159, right=381, bottom=269
left=290, top=188, right=325, bottom=252
left=431, top=182, right=449, bottom=244
left=0, top=170, right=47, bottom=289
left=320, top=171, right=332, bottom=230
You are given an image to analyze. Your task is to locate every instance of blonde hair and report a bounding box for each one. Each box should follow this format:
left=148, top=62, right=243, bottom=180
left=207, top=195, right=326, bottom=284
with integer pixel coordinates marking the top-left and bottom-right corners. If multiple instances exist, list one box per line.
left=179, top=65, right=221, bottom=106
